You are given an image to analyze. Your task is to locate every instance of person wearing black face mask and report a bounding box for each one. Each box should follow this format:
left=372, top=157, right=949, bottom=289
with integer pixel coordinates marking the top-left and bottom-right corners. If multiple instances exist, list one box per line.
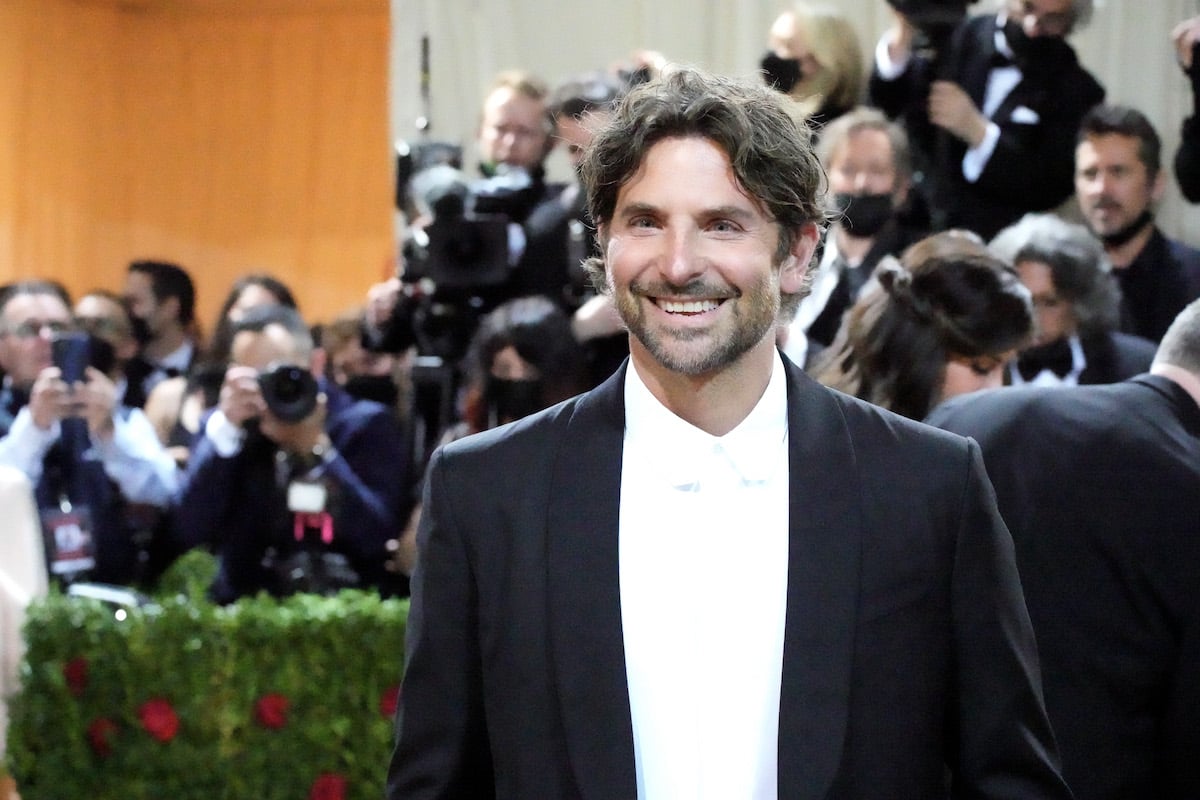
left=760, top=3, right=864, bottom=136
left=1074, top=104, right=1200, bottom=343
left=869, top=0, right=1104, bottom=241
left=781, top=108, right=926, bottom=365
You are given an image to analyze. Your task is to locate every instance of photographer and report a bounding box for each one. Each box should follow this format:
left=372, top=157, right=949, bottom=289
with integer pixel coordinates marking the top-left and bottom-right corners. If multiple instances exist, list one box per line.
left=869, top=0, right=1104, bottom=239
left=0, top=282, right=179, bottom=587
left=173, top=305, right=411, bottom=603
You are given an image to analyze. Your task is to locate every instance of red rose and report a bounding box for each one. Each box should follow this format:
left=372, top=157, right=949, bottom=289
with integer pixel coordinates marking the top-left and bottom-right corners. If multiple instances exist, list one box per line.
left=63, top=657, right=88, bottom=697
left=138, top=697, right=180, bottom=742
left=87, top=717, right=118, bottom=757
left=255, top=693, right=290, bottom=729
left=308, top=772, right=347, bottom=800
left=378, top=684, right=400, bottom=718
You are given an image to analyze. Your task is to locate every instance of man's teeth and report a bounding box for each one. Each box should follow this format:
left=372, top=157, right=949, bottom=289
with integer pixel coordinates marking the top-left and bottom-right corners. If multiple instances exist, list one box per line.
left=657, top=299, right=720, bottom=313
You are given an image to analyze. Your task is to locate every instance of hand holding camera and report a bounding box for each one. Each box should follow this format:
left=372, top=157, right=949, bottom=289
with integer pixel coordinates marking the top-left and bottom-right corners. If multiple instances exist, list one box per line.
left=220, top=361, right=326, bottom=455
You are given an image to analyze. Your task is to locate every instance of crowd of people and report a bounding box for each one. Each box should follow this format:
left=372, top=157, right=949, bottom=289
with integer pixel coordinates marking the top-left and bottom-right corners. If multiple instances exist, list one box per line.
left=2, top=0, right=1199, bottom=796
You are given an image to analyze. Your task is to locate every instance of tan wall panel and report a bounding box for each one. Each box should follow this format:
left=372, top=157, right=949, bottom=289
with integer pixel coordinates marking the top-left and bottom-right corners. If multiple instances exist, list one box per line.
left=1, top=0, right=393, bottom=335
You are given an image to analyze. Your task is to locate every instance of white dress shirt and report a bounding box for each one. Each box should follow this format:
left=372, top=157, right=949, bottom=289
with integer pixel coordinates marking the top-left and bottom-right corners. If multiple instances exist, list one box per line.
left=619, top=352, right=791, bottom=799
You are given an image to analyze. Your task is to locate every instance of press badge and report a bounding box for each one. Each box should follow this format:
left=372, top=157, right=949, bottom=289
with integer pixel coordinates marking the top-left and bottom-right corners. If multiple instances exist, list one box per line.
left=287, top=480, right=327, bottom=514
left=40, top=500, right=97, bottom=576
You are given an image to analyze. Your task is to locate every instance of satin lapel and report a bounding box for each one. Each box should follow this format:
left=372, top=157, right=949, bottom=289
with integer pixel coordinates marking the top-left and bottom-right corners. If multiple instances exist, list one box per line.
left=964, top=23, right=997, bottom=106
left=546, top=364, right=637, bottom=799
left=777, top=359, right=861, bottom=800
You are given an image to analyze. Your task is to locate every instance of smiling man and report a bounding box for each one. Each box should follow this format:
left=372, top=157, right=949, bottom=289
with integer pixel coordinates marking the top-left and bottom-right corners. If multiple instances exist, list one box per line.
left=388, top=66, right=1071, bottom=799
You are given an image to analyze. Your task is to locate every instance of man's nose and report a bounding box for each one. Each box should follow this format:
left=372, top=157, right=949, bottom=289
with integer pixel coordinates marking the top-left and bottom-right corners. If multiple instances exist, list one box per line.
left=663, top=229, right=705, bottom=285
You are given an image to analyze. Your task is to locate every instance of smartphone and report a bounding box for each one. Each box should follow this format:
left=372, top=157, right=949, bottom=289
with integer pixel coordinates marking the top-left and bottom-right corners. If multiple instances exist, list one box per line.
left=52, top=332, right=91, bottom=384
left=51, top=332, right=115, bottom=383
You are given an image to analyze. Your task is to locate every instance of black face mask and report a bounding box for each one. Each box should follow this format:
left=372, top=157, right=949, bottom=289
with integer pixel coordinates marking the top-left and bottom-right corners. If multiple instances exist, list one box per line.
left=1096, top=207, right=1154, bottom=248
left=341, top=374, right=399, bottom=408
left=833, top=192, right=895, bottom=238
left=485, top=378, right=543, bottom=425
left=129, top=315, right=153, bottom=346
left=760, top=52, right=803, bottom=94
left=1003, top=19, right=1072, bottom=69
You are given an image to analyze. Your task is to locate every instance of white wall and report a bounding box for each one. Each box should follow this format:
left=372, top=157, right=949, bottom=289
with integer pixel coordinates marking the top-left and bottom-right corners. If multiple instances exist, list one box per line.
left=391, top=0, right=1200, bottom=245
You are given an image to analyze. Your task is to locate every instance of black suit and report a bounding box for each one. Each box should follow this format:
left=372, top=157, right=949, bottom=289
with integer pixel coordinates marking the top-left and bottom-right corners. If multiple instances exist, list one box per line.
left=870, top=14, right=1104, bottom=239
left=927, top=376, right=1200, bottom=799
left=388, top=358, right=1070, bottom=799
left=1114, top=227, right=1200, bottom=343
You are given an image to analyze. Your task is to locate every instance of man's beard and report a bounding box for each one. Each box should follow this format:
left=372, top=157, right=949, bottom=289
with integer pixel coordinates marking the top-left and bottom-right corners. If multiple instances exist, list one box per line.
left=1088, top=205, right=1154, bottom=248
left=611, top=272, right=780, bottom=376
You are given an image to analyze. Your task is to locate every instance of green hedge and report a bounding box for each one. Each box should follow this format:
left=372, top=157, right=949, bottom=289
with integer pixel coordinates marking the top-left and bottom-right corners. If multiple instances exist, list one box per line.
left=5, top=552, right=408, bottom=800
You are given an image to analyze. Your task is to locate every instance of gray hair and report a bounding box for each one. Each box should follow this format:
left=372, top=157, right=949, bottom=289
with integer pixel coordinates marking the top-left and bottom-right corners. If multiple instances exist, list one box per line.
left=989, top=213, right=1119, bottom=336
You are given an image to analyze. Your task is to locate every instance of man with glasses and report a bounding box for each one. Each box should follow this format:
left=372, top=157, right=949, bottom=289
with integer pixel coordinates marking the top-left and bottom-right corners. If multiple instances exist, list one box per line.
left=870, top=0, right=1104, bottom=239
left=0, top=282, right=178, bottom=586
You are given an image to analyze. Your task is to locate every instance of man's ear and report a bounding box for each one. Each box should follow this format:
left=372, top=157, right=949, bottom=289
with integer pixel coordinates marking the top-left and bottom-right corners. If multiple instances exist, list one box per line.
left=1151, top=167, right=1167, bottom=204
left=779, top=222, right=820, bottom=294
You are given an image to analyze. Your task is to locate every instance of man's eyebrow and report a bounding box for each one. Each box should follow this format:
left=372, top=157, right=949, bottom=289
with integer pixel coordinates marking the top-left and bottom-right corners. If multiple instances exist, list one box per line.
left=614, top=202, right=761, bottom=222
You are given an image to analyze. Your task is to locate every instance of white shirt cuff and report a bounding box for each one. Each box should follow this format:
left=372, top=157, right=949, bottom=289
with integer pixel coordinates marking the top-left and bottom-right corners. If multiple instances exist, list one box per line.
left=874, top=34, right=911, bottom=80
left=204, top=410, right=246, bottom=458
left=962, top=122, right=1001, bottom=183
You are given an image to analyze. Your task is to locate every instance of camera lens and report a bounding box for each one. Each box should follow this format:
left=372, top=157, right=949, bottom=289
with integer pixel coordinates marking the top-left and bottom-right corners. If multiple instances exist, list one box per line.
left=258, top=364, right=319, bottom=423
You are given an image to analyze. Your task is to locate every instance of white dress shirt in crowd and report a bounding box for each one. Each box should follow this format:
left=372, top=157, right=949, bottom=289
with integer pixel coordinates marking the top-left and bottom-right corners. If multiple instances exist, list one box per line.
left=619, top=351, right=791, bottom=800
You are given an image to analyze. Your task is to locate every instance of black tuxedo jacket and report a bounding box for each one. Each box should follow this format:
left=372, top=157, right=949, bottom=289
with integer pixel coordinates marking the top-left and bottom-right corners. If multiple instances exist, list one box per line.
left=928, top=376, right=1200, bottom=799
left=388, top=357, right=1069, bottom=799
left=870, top=14, right=1104, bottom=239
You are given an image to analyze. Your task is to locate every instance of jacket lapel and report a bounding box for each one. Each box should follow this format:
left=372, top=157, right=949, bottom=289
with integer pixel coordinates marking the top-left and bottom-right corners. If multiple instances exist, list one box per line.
left=777, top=359, right=861, bottom=800
left=546, top=364, right=637, bottom=799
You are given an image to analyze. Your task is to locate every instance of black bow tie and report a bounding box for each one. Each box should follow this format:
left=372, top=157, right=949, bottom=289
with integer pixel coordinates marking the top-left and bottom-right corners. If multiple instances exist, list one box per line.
left=1016, top=338, right=1074, bottom=381
left=989, top=49, right=1016, bottom=69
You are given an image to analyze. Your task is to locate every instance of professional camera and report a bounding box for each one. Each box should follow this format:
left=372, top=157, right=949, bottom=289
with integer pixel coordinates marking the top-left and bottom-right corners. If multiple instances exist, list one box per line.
left=401, top=163, right=513, bottom=292
left=886, top=0, right=971, bottom=61
left=258, top=363, right=319, bottom=423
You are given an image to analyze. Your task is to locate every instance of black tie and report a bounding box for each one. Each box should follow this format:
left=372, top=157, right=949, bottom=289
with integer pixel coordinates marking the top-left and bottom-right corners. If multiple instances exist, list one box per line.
left=1016, top=339, right=1074, bottom=381
left=989, top=50, right=1015, bottom=69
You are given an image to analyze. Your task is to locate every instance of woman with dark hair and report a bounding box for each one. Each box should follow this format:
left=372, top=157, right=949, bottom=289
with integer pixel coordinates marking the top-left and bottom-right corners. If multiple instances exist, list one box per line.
left=454, top=295, right=590, bottom=437
left=389, top=295, right=590, bottom=579
left=812, top=231, right=1033, bottom=420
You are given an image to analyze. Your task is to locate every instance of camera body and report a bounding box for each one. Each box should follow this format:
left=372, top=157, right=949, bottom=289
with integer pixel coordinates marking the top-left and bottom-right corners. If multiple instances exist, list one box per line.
left=258, top=363, right=319, bottom=423
left=886, top=0, right=971, bottom=60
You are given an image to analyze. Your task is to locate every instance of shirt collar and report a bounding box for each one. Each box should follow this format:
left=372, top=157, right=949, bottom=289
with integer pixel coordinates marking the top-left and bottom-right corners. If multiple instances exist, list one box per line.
left=624, top=351, right=789, bottom=488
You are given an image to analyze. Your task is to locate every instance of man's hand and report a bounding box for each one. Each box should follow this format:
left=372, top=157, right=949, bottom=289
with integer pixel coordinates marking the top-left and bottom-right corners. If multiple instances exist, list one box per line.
left=260, top=392, right=328, bottom=458
left=28, top=366, right=71, bottom=430
left=929, top=81, right=989, bottom=147
left=885, top=8, right=917, bottom=64
left=76, top=367, right=119, bottom=442
left=219, top=365, right=266, bottom=428
left=365, top=277, right=402, bottom=332
left=1172, top=15, right=1200, bottom=70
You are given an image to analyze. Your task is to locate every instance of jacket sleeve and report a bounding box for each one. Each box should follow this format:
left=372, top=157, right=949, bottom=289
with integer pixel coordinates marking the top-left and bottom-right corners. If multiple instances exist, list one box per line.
left=386, top=448, right=495, bottom=799
left=948, top=440, right=1072, bottom=799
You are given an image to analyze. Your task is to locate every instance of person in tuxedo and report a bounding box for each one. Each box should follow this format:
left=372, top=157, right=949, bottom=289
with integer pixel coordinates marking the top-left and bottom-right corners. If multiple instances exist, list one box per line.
left=388, top=65, right=1070, bottom=799
left=869, top=0, right=1104, bottom=239
left=990, top=213, right=1156, bottom=385
left=1074, top=104, right=1200, bottom=342
left=926, top=298, right=1200, bottom=799
left=121, top=259, right=199, bottom=408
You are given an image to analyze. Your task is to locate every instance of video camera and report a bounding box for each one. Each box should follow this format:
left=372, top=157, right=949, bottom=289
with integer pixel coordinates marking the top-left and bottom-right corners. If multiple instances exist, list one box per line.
left=886, top=0, right=972, bottom=64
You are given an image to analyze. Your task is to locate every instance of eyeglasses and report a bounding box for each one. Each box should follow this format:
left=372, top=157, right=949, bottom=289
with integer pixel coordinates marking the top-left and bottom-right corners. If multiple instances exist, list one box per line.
left=76, top=316, right=129, bottom=339
left=0, top=319, right=72, bottom=340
